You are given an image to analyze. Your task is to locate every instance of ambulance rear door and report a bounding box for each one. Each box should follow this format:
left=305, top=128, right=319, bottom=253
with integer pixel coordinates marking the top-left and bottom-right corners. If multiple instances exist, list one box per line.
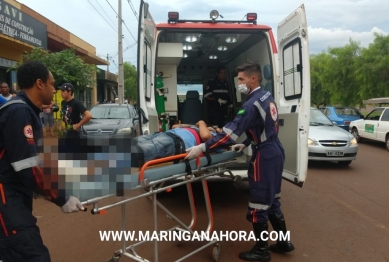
left=276, top=4, right=311, bottom=187
left=137, top=0, right=158, bottom=135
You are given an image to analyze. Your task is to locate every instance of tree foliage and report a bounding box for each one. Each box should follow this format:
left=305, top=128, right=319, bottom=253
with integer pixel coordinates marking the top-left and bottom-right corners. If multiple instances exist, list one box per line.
left=310, top=33, right=389, bottom=108
left=123, top=62, right=137, bottom=101
left=19, top=48, right=98, bottom=92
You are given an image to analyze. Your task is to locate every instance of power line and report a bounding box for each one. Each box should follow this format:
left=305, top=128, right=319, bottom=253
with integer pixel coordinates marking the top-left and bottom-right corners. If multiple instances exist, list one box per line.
left=105, top=0, right=137, bottom=43
left=94, top=0, right=117, bottom=30
left=87, top=0, right=117, bottom=32
left=126, top=0, right=139, bottom=21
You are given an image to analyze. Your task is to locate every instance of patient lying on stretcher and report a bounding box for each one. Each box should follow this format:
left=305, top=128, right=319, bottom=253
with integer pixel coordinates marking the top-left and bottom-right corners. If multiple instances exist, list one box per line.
left=130, top=120, right=224, bottom=167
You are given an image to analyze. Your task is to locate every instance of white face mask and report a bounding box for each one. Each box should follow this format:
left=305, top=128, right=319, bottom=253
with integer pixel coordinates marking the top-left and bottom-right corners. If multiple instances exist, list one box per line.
left=237, top=83, right=250, bottom=94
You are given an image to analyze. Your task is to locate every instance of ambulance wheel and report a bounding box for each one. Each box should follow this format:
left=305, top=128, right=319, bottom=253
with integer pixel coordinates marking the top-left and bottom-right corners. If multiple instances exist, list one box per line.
left=212, top=244, right=220, bottom=261
left=232, top=175, right=243, bottom=188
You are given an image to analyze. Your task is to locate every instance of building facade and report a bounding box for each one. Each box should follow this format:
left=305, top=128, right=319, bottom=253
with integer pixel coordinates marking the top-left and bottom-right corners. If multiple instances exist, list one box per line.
left=0, top=0, right=109, bottom=106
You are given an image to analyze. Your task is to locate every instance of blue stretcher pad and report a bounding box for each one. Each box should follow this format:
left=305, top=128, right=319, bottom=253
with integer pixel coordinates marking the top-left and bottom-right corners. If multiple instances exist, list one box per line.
left=62, top=151, right=242, bottom=202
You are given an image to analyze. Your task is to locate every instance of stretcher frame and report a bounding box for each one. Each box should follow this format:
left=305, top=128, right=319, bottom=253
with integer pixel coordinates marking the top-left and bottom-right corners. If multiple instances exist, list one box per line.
left=81, top=151, right=242, bottom=262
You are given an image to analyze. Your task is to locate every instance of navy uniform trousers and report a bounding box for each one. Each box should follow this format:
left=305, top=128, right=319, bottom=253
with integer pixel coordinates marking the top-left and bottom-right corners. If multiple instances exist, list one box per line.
left=246, top=139, right=285, bottom=223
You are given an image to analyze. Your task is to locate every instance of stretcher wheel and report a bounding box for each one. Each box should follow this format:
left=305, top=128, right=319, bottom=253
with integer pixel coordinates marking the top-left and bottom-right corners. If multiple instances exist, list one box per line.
left=212, top=244, right=220, bottom=261
left=233, top=176, right=243, bottom=188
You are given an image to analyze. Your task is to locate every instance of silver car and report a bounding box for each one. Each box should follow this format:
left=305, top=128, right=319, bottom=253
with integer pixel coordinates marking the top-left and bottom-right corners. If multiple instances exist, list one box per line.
left=308, top=108, right=358, bottom=166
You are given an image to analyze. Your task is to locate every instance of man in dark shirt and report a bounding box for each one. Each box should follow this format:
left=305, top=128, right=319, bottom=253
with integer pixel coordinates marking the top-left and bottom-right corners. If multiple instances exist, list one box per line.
left=0, top=61, right=85, bottom=262
left=204, top=65, right=233, bottom=128
left=59, top=83, right=92, bottom=136
left=59, top=83, right=92, bottom=156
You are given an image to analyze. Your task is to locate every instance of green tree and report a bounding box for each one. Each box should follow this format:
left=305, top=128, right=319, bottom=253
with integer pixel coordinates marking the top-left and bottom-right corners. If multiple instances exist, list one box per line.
left=18, top=48, right=98, bottom=92
left=324, top=39, right=362, bottom=107
left=355, top=33, right=389, bottom=102
left=310, top=53, right=332, bottom=107
left=123, top=62, right=137, bottom=101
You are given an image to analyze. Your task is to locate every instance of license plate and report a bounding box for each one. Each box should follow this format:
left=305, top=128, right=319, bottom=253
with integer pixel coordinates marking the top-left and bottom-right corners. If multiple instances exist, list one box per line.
left=326, top=151, right=344, bottom=156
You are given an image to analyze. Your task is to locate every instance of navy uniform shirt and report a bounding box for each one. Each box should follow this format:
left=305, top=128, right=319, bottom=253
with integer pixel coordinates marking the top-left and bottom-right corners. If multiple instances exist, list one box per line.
left=0, top=92, right=66, bottom=208
left=204, top=78, right=231, bottom=106
left=204, top=87, right=280, bottom=151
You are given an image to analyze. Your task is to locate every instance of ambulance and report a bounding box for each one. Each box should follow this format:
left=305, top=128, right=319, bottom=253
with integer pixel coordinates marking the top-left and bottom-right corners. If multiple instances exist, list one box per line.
left=135, top=1, right=311, bottom=187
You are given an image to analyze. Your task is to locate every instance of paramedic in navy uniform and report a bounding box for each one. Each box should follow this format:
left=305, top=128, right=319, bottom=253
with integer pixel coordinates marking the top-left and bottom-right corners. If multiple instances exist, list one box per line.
left=0, top=61, right=84, bottom=262
left=204, top=65, right=233, bottom=128
left=185, top=62, right=294, bottom=261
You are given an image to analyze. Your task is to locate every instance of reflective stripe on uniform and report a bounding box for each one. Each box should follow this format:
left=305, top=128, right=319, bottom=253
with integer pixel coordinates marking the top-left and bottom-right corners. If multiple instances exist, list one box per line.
left=248, top=202, right=270, bottom=210
left=204, top=92, right=212, bottom=98
left=0, top=99, right=26, bottom=110
left=222, top=127, right=238, bottom=142
left=275, top=193, right=281, bottom=198
left=253, top=101, right=267, bottom=142
left=11, top=156, right=39, bottom=172
left=212, top=89, right=228, bottom=93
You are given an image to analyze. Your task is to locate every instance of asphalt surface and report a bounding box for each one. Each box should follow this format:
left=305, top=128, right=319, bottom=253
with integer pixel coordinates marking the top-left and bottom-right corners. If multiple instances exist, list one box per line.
left=33, top=138, right=389, bottom=262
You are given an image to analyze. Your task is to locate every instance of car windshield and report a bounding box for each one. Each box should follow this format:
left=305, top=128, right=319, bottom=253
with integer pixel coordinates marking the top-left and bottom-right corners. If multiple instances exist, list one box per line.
left=310, top=109, right=333, bottom=126
left=90, top=106, right=130, bottom=119
left=334, top=107, right=361, bottom=116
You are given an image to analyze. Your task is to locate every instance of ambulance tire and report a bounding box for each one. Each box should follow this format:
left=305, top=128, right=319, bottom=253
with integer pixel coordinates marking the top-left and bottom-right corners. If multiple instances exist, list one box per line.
left=385, top=135, right=389, bottom=151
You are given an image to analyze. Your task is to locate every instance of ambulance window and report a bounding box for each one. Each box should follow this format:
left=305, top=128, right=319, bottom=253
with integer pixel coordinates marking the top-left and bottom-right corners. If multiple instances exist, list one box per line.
left=282, top=39, right=302, bottom=100
left=144, top=43, right=152, bottom=101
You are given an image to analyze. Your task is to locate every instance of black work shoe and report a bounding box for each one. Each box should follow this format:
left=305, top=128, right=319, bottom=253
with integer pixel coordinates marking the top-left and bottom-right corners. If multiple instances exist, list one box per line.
left=269, top=242, right=295, bottom=253
left=239, top=244, right=271, bottom=261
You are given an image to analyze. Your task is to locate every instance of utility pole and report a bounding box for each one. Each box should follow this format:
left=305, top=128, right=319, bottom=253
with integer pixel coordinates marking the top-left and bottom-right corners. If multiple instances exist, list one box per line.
left=117, top=0, right=124, bottom=104
left=107, top=54, right=109, bottom=72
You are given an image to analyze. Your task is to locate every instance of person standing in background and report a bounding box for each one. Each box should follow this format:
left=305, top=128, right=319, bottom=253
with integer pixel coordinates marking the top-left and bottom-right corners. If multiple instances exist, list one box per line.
left=0, top=82, right=13, bottom=101
left=42, top=101, right=55, bottom=136
left=204, top=65, right=233, bottom=128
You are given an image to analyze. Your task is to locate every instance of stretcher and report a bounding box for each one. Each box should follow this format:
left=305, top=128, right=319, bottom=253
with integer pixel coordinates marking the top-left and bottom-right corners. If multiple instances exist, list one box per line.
left=79, top=150, right=243, bottom=262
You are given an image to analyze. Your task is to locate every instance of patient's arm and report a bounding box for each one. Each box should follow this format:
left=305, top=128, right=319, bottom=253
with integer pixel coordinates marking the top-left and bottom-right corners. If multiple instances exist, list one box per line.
left=172, top=123, right=195, bottom=129
left=197, top=121, right=213, bottom=142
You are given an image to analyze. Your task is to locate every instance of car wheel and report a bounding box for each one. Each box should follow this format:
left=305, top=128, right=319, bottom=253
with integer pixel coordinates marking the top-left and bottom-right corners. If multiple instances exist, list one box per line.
left=386, top=135, right=389, bottom=151
left=351, top=128, right=362, bottom=142
left=338, top=160, right=352, bottom=166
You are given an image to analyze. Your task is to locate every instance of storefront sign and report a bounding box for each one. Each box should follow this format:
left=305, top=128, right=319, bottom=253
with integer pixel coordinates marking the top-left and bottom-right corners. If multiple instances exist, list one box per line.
left=0, top=0, right=47, bottom=49
left=0, top=57, right=17, bottom=68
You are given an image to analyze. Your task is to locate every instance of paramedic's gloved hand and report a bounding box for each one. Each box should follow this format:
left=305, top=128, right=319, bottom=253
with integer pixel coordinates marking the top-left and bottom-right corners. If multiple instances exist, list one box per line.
left=231, top=144, right=246, bottom=153
left=218, top=98, right=227, bottom=105
left=61, top=196, right=85, bottom=213
left=185, top=143, right=206, bottom=160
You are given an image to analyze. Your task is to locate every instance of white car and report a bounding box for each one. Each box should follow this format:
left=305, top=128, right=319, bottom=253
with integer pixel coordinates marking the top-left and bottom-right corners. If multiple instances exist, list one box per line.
left=349, top=107, right=389, bottom=151
left=308, top=108, right=358, bottom=166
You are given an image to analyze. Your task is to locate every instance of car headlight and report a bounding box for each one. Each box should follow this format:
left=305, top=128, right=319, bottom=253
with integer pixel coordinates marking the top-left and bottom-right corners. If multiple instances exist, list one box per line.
left=350, top=137, right=358, bottom=146
left=308, top=138, right=318, bottom=146
left=117, top=128, right=132, bottom=134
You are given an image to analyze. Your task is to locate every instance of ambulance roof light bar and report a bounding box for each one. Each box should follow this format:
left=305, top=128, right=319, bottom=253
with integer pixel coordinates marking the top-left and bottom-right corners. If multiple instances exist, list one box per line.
left=167, top=11, right=257, bottom=24
left=168, top=12, right=179, bottom=23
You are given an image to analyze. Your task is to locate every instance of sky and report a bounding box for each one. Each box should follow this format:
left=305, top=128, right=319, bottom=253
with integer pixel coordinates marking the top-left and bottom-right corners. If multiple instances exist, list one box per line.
left=15, top=0, right=389, bottom=76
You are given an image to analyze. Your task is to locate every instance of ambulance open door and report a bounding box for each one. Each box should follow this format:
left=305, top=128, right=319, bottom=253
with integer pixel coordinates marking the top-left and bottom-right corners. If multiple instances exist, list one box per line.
left=276, top=4, right=311, bottom=187
left=137, top=0, right=158, bottom=135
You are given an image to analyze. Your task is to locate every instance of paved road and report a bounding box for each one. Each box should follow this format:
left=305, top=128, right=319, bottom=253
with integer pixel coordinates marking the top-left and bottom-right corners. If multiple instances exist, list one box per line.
left=34, top=139, right=389, bottom=262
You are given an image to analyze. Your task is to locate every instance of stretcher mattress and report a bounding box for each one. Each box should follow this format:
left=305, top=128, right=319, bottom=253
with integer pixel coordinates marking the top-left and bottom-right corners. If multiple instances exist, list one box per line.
left=58, top=151, right=242, bottom=202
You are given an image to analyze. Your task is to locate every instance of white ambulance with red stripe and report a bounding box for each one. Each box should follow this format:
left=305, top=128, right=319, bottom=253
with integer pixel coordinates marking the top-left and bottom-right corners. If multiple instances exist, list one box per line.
left=135, top=1, right=311, bottom=187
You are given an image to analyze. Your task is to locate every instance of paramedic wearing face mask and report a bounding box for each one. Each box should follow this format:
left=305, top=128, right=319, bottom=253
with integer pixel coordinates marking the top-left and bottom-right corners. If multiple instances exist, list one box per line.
left=185, top=62, right=294, bottom=262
